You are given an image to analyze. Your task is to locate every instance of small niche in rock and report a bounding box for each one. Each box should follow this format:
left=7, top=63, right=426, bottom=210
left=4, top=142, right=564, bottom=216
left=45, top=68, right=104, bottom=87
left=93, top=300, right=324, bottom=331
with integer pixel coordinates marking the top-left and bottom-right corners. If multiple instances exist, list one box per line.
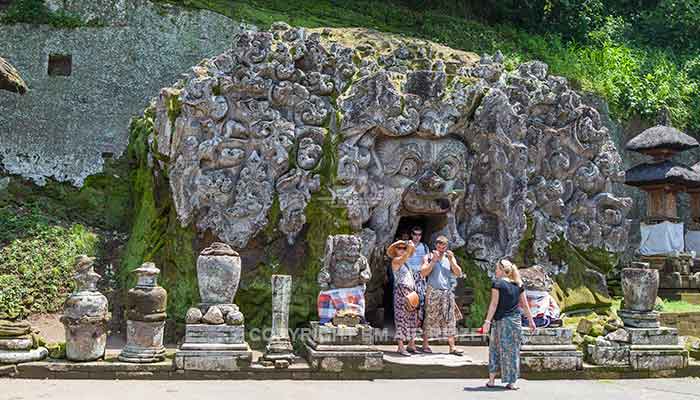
left=48, top=54, right=72, bottom=76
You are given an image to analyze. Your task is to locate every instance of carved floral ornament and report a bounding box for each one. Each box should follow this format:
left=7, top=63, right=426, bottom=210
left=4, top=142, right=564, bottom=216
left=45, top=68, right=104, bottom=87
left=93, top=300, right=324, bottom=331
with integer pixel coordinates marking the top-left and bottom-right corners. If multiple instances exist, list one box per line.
left=154, top=23, right=631, bottom=273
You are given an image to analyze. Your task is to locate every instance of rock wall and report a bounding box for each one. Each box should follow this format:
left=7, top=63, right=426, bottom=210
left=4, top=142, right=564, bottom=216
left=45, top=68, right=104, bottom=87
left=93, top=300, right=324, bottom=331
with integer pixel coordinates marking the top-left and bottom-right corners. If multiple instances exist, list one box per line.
left=152, top=24, right=633, bottom=317
left=0, top=0, right=244, bottom=186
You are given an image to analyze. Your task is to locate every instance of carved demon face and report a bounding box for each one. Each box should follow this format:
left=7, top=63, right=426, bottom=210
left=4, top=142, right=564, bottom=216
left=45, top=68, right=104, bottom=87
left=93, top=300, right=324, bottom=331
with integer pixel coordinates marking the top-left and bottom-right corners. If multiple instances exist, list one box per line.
left=375, top=137, right=467, bottom=215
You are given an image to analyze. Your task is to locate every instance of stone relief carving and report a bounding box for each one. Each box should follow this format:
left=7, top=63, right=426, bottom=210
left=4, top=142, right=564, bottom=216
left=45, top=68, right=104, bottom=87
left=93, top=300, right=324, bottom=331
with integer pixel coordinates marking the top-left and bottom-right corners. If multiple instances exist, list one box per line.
left=156, top=24, right=631, bottom=276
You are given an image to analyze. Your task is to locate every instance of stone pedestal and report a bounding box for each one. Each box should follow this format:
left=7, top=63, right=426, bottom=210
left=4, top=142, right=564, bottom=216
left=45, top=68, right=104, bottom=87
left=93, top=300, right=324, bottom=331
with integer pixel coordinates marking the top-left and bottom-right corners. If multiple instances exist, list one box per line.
left=174, top=244, right=252, bottom=371
left=175, top=324, right=252, bottom=371
left=304, top=322, right=382, bottom=372
left=62, top=255, right=111, bottom=362
left=520, top=328, right=583, bottom=371
left=587, top=263, right=689, bottom=369
left=119, top=263, right=167, bottom=363
left=0, top=320, right=48, bottom=364
left=261, top=275, right=295, bottom=368
left=618, top=309, right=660, bottom=328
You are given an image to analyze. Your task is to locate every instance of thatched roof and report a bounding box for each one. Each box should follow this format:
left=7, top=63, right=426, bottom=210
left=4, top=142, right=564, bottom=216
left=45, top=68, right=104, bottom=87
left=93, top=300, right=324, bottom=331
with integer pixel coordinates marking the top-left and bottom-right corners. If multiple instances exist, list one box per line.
left=625, top=125, right=698, bottom=154
left=625, top=159, right=700, bottom=187
left=0, top=57, right=27, bottom=94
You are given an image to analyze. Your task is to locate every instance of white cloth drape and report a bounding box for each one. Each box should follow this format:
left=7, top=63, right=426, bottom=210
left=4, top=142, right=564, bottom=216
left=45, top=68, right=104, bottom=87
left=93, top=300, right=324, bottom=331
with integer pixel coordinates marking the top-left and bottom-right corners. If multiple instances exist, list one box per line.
left=639, top=221, right=684, bottom=255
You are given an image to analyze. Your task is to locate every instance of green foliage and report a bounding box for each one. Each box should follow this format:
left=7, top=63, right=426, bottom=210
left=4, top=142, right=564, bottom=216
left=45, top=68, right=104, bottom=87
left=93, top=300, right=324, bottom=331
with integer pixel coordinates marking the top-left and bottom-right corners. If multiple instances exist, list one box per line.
left=0, top=0, right=100, bottom=28
left=0, top=205, right=98, bottom=319
left=657, top=299, right=700, bottom=313
left=154, top=0, right=700, bottom=134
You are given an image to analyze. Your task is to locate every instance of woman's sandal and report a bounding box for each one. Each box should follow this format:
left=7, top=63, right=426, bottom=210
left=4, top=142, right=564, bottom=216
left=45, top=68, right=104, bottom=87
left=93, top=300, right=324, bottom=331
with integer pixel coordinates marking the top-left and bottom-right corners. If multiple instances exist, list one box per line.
left=397, top=350, right=411, bottom=357
left=449, top=348, right=464, bottom=356
left=407, top=347, right=419, bottom=353
left=421, top=347, right=433, bottom=353
left=485, top=383, right=497, bottom=388
left=505, top=384, right=519, bottom=391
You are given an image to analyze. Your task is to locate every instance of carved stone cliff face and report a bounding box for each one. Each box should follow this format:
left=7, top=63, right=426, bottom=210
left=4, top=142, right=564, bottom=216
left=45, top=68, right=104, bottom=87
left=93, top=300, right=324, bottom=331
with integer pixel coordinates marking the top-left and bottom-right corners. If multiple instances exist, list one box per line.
left=154, top=24, right=632, bottom=275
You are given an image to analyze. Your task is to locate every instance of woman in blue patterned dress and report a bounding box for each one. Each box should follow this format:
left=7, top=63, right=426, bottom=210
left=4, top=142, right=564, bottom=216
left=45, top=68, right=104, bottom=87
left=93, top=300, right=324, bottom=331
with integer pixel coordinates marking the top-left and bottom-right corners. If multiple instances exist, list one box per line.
left=482, top=259, right=536, bottom=390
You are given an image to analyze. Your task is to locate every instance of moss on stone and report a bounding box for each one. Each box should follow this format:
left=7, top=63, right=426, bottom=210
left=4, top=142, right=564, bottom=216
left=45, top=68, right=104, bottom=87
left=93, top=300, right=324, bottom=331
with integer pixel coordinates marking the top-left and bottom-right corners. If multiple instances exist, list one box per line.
left=547, top=238, right=615, bottom=313
left=453, top=249, right=492, bottom=328
left=118, top=108, right=199, bottom=320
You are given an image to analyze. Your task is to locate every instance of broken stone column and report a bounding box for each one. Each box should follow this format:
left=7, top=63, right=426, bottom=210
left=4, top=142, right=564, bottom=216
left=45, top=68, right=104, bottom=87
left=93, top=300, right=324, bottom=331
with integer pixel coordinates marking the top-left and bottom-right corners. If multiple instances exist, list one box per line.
left=174, top=243, right=252, bottom=371
left=119, top=263, right=167, bottom=363
left=61, top=255, right=111, bottom=362
left=0, top=320, right=48, bottom=364
left=261, top=274, right=295, bottom=368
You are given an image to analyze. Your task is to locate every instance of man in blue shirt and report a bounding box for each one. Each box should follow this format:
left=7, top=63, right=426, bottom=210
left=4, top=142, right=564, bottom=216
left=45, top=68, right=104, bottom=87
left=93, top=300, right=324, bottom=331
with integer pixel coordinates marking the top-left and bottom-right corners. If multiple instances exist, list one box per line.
left=421, top=235, right=464, bottom=355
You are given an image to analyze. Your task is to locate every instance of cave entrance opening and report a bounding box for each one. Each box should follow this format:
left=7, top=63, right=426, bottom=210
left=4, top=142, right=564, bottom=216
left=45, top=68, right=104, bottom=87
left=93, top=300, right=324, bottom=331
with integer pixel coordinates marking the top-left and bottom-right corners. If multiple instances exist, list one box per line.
left=379, top=213, right=449, bottom=332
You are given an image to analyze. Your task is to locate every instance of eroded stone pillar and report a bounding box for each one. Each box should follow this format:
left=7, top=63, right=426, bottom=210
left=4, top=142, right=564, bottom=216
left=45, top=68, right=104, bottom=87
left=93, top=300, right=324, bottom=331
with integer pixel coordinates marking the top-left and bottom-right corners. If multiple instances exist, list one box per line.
left=261, top=274, right=295, bottom=368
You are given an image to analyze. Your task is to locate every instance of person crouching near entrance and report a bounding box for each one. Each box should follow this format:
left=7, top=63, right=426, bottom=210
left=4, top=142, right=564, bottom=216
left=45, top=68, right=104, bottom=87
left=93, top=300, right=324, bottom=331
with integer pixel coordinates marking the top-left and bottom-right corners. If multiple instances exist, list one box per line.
left=420, top=235, right=464, bottom=355
left=482, top=259, right=536, bottom=390
left=387, top=239, right=419, bottom=356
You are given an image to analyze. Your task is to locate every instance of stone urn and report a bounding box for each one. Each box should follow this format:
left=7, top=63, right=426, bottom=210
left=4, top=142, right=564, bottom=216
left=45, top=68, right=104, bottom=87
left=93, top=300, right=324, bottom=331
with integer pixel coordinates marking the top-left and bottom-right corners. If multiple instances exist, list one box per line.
left=197, top=242, right=241, bottom=309
left=61, top=255, right=111, bottom=362
left=621, top=262, right=659, bottom=312
left=119, top=262, right=167, bottom=363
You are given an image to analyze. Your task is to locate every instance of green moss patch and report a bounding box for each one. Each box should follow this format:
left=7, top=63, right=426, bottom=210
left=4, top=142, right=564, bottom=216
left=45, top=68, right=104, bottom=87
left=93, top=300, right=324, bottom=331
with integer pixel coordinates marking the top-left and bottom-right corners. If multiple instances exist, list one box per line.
left=548, top=239, right=616, bottom=313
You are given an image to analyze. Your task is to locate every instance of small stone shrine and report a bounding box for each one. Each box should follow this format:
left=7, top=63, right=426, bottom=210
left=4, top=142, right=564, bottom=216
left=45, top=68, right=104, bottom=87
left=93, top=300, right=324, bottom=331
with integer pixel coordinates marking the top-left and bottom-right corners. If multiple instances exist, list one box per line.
left=260, top=274, right=295, bottom=368
left=586, top=262, right=688, bottom=369
left=174, top=243, right=252, bottom=371
left=119, top=262, right=167, bottom=363
left=0, top=320, right=48, bottom=365
left=61, top=255, right=111, bottom=362
left=304, top=234, right=382, bottom=372
left=625, top=124, right=700, bottom=295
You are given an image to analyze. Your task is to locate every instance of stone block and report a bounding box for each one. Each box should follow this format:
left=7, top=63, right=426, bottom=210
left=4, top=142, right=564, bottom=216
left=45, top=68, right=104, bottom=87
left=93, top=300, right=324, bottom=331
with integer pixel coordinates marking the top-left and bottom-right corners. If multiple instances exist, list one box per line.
left=521, top=328, right=573, bottom=345
left=0, top=347, right=48, bottom=365
left=585, top=344, right=630, bottom=366
left=304, top=338, right=383, bottom=372
left=619, top=309, right=660, bottom=328
left=173, top=348, right=252, bottom=371
left=627, top=327, right=679, bottom=346
left=520, top=350, right=583, bottom=371
left=309, top=322, right=373, bottom=346
left=184, top=324, right=245, bottom=345
left=629, top=346, right=688, bottom=370
left=576, top=319, right=594, bottom=335
left=0, top=336, right=33, bottom=351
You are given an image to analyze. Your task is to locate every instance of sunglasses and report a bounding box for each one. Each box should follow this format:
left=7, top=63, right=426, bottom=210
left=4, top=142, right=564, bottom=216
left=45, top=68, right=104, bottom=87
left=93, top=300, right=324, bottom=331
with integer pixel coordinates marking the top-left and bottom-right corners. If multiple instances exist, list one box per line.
left=396, top=246, right=407, bottom=251
left=411, top=232, right=422, bottom=236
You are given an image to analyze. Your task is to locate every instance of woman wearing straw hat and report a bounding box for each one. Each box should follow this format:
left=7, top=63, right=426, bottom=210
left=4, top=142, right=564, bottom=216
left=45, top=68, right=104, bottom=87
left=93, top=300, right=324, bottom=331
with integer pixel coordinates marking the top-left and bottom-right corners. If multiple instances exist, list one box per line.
left=387, top=239, right=420, bottom=356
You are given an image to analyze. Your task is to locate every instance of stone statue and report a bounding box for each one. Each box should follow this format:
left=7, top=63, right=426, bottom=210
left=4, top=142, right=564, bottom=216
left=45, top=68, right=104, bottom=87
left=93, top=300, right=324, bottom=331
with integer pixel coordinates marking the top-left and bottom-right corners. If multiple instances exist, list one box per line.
left=318, top=235, right=371, bottom=291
